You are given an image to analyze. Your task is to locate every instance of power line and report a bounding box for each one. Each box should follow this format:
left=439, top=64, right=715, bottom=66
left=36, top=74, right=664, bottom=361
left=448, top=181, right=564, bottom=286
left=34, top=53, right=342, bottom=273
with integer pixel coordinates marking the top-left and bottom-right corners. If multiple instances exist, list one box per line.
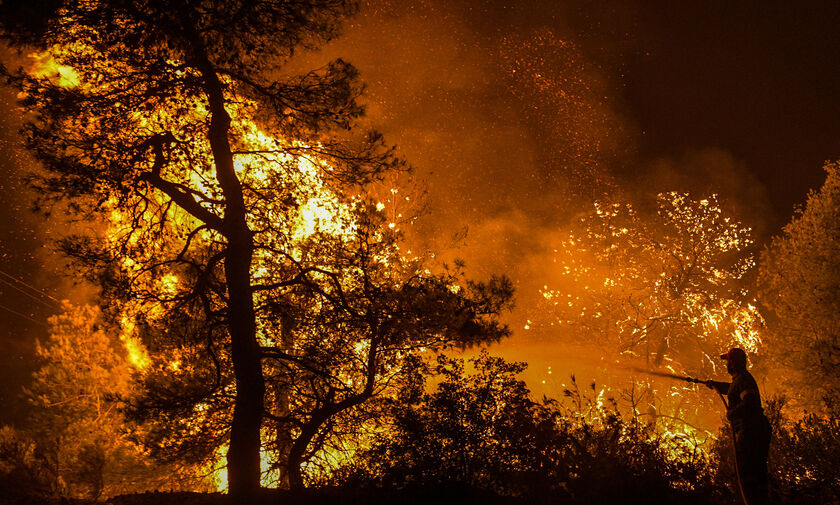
left=0, top=275, right=60, bottom=311
left=0, top=301, right=47, bottom=327
left=0, top=267, right=61, bottom=304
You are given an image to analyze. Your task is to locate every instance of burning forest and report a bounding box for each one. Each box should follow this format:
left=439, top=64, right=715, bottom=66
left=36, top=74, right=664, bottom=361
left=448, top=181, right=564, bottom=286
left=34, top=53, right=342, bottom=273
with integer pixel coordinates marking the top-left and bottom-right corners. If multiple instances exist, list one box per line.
left=0, top=1, right=838, bottom=505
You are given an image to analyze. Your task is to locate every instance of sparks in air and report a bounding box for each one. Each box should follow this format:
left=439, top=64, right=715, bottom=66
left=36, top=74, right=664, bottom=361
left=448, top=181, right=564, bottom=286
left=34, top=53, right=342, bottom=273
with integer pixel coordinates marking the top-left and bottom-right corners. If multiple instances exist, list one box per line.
left=531, top=192, right=764, bottom=446
left=21, top=46, right=761, bottom=482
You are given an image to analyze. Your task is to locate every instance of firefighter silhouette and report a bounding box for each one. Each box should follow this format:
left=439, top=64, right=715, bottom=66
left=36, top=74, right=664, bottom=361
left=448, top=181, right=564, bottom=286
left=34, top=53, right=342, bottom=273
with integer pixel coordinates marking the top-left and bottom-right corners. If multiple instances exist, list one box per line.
left=706, top=348, right=772, bottom=505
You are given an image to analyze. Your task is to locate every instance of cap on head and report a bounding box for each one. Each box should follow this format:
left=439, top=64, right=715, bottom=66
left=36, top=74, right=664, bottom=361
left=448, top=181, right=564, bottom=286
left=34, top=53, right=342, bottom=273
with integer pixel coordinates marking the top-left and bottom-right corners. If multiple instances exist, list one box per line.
left=720, top=347, right=747, bottom=368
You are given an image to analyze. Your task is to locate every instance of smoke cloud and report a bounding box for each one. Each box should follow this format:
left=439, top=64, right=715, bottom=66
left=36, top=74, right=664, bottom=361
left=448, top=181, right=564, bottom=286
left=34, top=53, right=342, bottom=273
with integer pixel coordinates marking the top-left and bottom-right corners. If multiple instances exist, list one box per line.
left=282, top=0, right=778, bottom=401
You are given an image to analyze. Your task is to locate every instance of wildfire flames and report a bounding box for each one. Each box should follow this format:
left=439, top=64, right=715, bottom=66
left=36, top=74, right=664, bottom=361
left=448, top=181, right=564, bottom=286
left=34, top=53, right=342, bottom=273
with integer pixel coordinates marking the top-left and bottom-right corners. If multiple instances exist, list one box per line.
left=24, top=32, right=423, bottom=488
left=12, top=7, right=775, bottom=499
left=525, top=192, right=764, bottom=451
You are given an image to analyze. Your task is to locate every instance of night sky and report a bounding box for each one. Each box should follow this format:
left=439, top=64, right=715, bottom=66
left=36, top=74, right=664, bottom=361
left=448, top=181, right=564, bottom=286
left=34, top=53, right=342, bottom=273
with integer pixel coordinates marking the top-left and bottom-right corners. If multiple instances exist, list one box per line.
left=606, top=0, right=840, bottom=220
left=1, top=0, right=839, bottom=423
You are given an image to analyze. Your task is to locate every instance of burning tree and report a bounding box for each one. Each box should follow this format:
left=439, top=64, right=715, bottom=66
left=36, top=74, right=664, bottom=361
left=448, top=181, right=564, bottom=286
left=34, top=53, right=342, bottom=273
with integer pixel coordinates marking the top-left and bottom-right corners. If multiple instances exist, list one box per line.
left=26, top=303, right=207, bottom=498
left=531, top=192, right=763, bottom=446
left=538, top=192, right=762, bottom=375
left=0, top=0, right=512, bottom=497
left=129, top=206, right=513, bottom=489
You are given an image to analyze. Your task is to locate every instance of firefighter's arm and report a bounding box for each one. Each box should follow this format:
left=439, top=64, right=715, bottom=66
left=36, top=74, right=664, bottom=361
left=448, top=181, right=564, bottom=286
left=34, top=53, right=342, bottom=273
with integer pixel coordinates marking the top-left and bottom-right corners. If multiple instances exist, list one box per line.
left=704, top=380, right=730, bottom=394
left=726, top=388, right=759, bottom=420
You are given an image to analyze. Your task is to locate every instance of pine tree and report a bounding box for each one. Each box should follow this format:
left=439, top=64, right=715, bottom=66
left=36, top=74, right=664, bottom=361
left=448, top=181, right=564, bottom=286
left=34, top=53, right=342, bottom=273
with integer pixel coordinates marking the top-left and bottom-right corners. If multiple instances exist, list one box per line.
left=1, top=1, right=513, bottom=495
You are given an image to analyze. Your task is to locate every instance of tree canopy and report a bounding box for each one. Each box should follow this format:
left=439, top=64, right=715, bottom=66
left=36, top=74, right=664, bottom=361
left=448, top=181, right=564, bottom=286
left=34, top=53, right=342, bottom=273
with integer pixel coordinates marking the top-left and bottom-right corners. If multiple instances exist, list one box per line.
left=536, top=192, right=762, bottom=375
left=760, top=160, right=840, bottom=410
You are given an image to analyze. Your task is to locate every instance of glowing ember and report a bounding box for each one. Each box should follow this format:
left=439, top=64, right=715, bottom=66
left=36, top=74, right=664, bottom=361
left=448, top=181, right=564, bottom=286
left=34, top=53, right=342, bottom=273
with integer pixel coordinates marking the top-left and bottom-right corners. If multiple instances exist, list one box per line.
left=532, top=192, right=764, bottom=442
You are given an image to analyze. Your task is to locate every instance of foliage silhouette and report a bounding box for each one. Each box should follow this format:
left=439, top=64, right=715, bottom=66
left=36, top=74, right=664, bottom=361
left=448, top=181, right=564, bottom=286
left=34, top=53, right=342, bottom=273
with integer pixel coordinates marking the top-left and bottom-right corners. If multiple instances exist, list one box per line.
left=336, top=352, right=721, bottom=505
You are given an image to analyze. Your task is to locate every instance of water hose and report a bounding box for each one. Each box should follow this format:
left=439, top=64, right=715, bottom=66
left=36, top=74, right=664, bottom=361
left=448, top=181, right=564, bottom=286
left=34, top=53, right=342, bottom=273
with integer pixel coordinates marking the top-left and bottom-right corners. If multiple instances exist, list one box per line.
left=716, top=392, right=749, bottom=505
left=631, top=368, right=750, bottom=504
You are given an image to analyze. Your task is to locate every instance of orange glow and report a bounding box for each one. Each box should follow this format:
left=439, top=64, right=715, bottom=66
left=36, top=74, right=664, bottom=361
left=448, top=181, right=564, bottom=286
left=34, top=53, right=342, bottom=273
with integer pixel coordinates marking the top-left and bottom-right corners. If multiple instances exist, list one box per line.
left=118, top=315, right=151, bottom=370
left=26, top=40, right=401, bottom=489
left=28, top=51, right=80, bottom=87
left=23, top=20, right=769, bottom=492
left=533, top=192, right=764, bottom=449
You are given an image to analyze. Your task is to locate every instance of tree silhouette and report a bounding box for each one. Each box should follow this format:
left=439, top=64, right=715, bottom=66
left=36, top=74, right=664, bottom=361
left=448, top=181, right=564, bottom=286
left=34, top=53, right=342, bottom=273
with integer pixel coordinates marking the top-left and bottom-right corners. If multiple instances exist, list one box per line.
left=127, top=208, right=513, bottom=489
left=341, top=351, right=717, bottom=505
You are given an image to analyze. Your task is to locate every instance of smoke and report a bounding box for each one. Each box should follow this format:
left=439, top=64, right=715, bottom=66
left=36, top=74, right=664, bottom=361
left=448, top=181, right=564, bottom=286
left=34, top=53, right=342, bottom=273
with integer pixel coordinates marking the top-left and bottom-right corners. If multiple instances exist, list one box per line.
left=286, top=0, right=781, bottom=410
left=0, top=71, right=58, bottom=424
left=625, top=147, right=774, bottom=239
left=295, top=3, right=628, bottom=287
left=0, top=46, right=100, bottom=424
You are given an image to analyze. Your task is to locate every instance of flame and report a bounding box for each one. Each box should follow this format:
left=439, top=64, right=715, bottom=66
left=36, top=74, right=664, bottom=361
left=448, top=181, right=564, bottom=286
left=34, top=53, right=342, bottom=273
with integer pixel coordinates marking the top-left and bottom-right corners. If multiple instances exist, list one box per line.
left=28, top=39, right=402, bottom=490
left=210, top=439, right=287, bottom=492
left=28, top=51, right=80, bottom=87
left=118, top=315, right=151, bottom=370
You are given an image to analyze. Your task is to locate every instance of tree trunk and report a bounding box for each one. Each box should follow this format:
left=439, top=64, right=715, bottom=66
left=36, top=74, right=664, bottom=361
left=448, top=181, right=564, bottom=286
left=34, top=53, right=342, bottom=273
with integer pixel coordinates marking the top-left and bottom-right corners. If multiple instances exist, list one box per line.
left=273, top=310, right=296, bottom=489
left=287, top=413, right=328, bottom=490
left=286, top=391, right=374, bottom=489
left=196, top=52, right=264, bottom=498
left=225, top=238, right=264, bottom=499
left=285, top=338, right=379, bottom=488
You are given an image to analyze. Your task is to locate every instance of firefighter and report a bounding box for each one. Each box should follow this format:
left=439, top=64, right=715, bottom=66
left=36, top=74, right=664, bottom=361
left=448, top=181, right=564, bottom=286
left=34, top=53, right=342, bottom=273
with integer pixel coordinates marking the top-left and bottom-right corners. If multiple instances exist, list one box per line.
left=706, top=347, right=772, bottom=505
